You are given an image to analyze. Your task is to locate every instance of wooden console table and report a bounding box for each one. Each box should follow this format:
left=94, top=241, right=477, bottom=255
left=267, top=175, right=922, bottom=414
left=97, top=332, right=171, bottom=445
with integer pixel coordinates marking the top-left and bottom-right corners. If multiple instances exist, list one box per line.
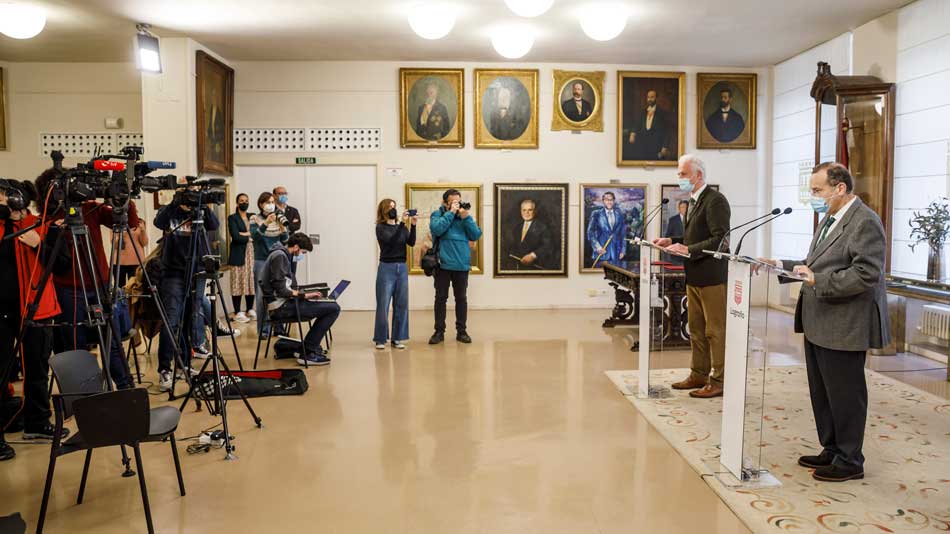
left=602, top=263, right=690, bottom=350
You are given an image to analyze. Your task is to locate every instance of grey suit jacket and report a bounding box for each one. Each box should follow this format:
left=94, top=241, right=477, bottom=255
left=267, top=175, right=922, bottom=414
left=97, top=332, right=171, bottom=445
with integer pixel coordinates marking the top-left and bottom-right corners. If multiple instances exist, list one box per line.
left=780, top=197, right=890, bottom=352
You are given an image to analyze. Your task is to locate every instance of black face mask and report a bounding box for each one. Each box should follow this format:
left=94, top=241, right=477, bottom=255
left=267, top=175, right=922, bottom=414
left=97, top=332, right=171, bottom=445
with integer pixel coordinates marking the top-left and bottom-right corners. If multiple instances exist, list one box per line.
left=0, top=205, right=10, bottom=220
left=387, top=208, right=398, bottom=220
left=238, top=203, right=249, bottom=212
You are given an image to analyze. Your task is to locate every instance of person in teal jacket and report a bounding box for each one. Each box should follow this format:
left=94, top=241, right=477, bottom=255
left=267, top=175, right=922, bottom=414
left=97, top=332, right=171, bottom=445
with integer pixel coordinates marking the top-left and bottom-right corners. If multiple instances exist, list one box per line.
left=250, top=191, right=288, bottom=336
left=428, top=188, right=482, bottom=345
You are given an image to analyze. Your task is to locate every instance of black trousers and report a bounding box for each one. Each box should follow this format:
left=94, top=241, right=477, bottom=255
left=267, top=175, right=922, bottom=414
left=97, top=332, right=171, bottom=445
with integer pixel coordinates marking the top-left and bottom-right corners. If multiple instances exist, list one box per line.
left=272, top=300, right=340, bottom=355
left=803, top=337, right=868, bottom=469
left=0, top=312, right=54, bottom=435
left=433, top=269, right=469, bottom=333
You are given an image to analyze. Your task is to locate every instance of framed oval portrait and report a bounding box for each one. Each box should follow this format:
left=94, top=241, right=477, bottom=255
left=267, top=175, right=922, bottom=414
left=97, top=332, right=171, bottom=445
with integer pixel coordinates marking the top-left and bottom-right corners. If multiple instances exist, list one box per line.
left=696, top=72, right=756, bottom=149
left=400, top=68, right=464, bottom=148
left=552, top=70, right=604, bottom=132
left=474, top=68, right=539, bottom=149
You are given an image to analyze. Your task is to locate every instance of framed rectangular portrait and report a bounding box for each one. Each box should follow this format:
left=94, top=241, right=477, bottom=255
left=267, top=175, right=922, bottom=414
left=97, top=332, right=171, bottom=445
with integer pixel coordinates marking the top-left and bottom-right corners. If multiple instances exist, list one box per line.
left=196, top=51, right=234, bottom=176
left=0, top=67, right=6, bottom=150
left=659, top=183, right=720, bottom=263
left=399, top=68, right=464, bottom=148
left=580, top=184, right=647, bottom=273
left=494, top=183, right=568, bottom=277
left=617, top=71, right=685, bottom=167
left=697, top=73, right=757, bottom=149
left=404, top=183, right=483, bottom=275
left=552, top=70, right=604, bottom=132
left=475, top=69, right=539, bottom=149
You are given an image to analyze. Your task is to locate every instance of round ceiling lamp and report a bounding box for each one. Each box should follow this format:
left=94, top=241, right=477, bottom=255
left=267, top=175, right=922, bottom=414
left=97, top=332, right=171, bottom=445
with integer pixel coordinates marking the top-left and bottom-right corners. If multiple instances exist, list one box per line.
left=504, top=0, right=554, bottom=18
left=407, top=2, right=456, bottom=40
left=578, top=2, right=628, bottom=41
left=0, top=2, right=47, bottom=39
left=490, top=24, right=535, bottom=59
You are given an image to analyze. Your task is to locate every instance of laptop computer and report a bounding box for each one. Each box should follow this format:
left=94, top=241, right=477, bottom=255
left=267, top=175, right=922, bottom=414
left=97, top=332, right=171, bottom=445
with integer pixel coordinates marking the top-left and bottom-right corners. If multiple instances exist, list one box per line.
left=308, top=280, right=350, bottom=302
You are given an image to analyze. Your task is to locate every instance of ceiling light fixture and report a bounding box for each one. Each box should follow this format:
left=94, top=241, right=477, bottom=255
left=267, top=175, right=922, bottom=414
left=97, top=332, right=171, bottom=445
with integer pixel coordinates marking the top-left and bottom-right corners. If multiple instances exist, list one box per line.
left=490, top=24, right=535, bottom=59
left=578, top=2, right=628, bottom=41
left=0, top=2, right=47, bottom=39
left=504, top=0, right=554, bottom=18
left=134, top=23, right=162, bottom=74
left=407, top=2, right=456, bottom=40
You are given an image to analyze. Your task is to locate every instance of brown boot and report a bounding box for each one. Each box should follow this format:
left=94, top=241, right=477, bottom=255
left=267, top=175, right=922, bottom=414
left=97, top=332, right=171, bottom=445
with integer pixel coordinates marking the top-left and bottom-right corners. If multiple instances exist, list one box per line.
left=689, top=384, right=724, bottom=398
left=671, top=375, right=706, bottom=390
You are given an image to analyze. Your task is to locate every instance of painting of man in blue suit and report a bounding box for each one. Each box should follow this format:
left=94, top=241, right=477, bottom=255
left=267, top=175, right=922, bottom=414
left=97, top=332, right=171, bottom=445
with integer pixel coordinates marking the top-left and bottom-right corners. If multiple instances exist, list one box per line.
left=582, top=186, right=645, bottom=271
left=587, top=191, right=627, bottom=268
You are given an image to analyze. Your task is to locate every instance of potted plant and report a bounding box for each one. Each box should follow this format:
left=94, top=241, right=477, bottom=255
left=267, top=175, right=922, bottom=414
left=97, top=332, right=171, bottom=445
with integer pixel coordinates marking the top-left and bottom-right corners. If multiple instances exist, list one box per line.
left=908, top=197, right=950, bottom=281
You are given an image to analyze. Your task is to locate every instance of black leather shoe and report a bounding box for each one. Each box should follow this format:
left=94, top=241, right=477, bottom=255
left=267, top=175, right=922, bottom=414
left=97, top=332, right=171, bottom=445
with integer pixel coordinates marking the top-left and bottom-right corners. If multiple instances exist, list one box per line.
left=798, top=452, right=834, bottom=469
left=456, top=332, right=472, bottom=344
left=428, top=331, right=444, bottom=345
left=0, top=442, right=14, bottom=462
left=812, top=464, right=864, bottom=482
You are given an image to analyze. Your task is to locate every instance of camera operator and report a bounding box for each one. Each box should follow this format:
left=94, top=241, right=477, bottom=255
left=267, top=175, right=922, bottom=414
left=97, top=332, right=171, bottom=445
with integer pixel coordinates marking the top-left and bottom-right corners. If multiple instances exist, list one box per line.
left=34, top=169, right=136, bottom=391
left=259, top=232, right=338, bottom=366
left=1, top=179, right=69, bottom=460
left=153, top=187, right=220, bottom=391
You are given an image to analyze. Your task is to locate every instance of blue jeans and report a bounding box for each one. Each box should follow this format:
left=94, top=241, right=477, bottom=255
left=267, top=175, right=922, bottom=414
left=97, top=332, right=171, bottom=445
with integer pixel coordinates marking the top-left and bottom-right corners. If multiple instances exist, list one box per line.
left=374, top=262, right=409, bottom=344
left=253, top=259, right=268, bottom=336
left=157, top=275, right=198, bottom=373
left=53, top=286, right=133, bottom=389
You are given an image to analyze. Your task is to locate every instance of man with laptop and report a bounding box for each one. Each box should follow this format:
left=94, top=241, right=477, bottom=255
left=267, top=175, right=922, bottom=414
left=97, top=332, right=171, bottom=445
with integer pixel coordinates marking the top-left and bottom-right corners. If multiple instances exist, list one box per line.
left=258, top=232, right=341, bottom=366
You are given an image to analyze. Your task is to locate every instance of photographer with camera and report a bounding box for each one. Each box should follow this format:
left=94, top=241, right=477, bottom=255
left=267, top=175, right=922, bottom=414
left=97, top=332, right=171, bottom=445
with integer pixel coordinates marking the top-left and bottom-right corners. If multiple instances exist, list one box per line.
left=428, top=189, right=482, bottom=345
left=374, top=199, right=416, bottom=350
left=259, top=232, right=338, bottom=366
left=250, top=192, right=288, bottom=338
left=153, top=186, right=220, bottom=391
left=35, top=169, right=136, bottom=391
left=0, top=179, right=68, bottom=459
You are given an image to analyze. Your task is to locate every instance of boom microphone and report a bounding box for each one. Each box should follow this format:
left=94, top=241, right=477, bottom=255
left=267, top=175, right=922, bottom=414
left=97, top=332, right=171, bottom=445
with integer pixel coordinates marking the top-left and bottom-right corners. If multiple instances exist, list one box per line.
left=636, top=197, right=670, bottom=240
left=93, top=160, right=125, bottom=171
left=735, top=207, right=793, bottom=255
left=191, top=177, right=226, bottom=186
left=715, top=207, right=781, bottom=254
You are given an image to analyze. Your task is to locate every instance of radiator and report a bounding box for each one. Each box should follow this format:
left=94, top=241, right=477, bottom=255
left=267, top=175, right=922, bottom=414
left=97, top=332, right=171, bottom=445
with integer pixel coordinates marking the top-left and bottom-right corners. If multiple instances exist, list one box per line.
left=919, top=304, right=950, bottom=341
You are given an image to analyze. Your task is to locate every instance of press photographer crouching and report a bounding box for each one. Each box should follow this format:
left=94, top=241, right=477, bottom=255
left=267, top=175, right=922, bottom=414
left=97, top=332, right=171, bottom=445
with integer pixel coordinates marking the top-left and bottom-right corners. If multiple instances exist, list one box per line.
left=259, top=232, right=339, bottom=366
left=34, top=169, right=136, bottom=391
left=154, top=185, right=221, bottom=391
left=0, top=179, right=68, bottom=461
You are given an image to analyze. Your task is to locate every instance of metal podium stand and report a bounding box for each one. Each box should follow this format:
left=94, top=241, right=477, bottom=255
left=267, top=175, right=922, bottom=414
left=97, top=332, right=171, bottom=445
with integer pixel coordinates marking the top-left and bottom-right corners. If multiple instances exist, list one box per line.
left=701, top=250, right=807, bottom=488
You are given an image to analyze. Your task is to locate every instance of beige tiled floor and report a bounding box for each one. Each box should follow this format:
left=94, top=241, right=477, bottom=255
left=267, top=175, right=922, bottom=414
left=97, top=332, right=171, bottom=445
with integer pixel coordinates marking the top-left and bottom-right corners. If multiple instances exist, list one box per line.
left=1, top=308, right=946, bottom=533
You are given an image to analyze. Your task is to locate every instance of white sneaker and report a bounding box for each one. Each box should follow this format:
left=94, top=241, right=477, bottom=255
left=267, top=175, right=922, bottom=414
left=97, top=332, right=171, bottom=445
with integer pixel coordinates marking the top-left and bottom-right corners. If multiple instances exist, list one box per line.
left=158, top=370, right=173, bottom=391
left=374, top=343, right=386, bottom=350
left=246, top=309, right=257, bottom=320
left=193, top=344, right=211, bottom=359
left=176, top=367, right=199, bottom=379
left=392, top=342, right=406, bottom=350
left=233, top=312, right=250, bottom=323
left=216, top=322, right=241, bottom=338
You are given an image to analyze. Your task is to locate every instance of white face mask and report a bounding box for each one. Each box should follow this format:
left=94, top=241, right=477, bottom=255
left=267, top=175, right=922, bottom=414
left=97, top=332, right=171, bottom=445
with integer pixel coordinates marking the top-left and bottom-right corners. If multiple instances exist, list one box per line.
left=263, top=203, right=276, bottom=214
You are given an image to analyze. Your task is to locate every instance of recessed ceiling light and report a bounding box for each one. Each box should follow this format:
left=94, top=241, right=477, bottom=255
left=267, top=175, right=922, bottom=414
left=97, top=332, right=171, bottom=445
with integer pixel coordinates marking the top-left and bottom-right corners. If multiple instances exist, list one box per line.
left=0, top=2, right=47, bottom=39
left=490, top=24, right=535, bottom=59
left=407, top=2, right=457, bottom=40
left=504, top=0, right=554, bottom=18
left=579, top=2, right=628, bottom=41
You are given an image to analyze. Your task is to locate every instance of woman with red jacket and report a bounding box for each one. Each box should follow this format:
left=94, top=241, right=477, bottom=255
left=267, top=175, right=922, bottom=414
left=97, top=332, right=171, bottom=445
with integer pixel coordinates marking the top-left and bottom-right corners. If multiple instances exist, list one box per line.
left=0, top=179, right=68, bottom=462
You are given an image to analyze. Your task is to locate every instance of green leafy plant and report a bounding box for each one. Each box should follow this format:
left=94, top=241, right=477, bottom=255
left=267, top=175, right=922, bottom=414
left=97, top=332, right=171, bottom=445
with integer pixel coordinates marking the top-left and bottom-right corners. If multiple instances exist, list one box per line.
left=908, top=197, right=950, bottom=251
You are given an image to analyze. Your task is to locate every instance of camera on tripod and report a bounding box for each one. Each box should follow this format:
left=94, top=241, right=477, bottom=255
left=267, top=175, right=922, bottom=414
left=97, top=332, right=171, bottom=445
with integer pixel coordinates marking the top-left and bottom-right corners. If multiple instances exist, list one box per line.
left=172, top=176, right=227, bottom=208
left=200, top=254, right=221, bottom=274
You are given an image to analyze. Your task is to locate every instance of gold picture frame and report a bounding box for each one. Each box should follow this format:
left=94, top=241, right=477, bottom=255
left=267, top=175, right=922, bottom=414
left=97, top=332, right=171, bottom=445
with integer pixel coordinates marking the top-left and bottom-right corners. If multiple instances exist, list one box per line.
left=552, top=70, right=604, bottom=132
left=579, top=183, right=647, bottom=273
left=617, top=71, right=685, bottom=167
left=196, top=51, right=234, bottom=176
left=696, top=72, right=757, bottom=149
left=399, top=68, right=465, bottom=148
left=404, top=183, right=484, bottom=275
left=475, top=68, right=539, bottom=149
left=0, top=67, right=7, bottom=150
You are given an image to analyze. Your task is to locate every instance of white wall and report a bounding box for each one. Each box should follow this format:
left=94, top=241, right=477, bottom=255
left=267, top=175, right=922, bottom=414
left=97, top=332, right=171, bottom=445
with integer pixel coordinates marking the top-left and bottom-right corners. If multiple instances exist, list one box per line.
left=231, top=61, right=770, bottom=309
left=893, top=0, right=950, bottom=277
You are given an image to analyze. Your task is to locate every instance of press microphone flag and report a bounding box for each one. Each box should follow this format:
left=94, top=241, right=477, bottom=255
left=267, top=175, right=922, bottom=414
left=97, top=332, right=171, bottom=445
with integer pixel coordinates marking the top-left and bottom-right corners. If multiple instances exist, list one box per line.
left=145, top=161, right=176, bottom=170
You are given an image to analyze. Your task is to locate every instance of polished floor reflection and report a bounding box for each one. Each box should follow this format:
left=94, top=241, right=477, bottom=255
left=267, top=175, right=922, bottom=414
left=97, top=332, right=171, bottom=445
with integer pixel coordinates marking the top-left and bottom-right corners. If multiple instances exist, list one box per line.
left=1, top=309, right=945, bottom=533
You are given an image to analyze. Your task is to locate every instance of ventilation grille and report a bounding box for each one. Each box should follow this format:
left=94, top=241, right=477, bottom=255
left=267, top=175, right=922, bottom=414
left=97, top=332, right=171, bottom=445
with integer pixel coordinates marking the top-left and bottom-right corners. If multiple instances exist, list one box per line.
left=232, top=127, right=381, bottom=153
left=116, top=133, right=144, bottom=149
left=40, top=133, right=117, bottom=157
left=306, top=128, right=381, bottom=152
left=234, top=128, right=307, bottom=152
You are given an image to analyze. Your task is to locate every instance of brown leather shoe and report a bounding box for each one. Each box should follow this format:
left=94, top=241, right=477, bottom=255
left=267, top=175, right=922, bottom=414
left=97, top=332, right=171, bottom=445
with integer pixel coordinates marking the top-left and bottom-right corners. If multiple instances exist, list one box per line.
left=671, top=376, right=706, bottom=390
left=689, top=384, right=724, bottom=398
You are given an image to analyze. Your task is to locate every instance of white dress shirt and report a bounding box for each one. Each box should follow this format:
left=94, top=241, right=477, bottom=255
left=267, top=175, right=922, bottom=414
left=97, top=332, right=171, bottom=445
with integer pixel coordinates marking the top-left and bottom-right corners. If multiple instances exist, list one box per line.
left=823, top=195, right=857, bottom=237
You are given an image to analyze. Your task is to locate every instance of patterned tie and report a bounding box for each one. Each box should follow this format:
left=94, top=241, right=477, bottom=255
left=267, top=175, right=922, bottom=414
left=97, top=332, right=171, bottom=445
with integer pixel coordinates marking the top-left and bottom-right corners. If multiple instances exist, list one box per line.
left=685, top=197, right=696, bottom=225
left=816, top=216, right=835, bottom=246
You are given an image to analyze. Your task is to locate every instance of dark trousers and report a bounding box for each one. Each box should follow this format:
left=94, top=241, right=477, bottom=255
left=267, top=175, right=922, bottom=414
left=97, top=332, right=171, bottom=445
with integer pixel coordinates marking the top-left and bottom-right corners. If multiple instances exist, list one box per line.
left=117, top=265, right=137, bottom=287
left=53, top=286, right=133, bottom=389
left=804, top=338, right=868, bottom=469
left=0, top=313, right=53, bottom=432
left=433, top=269, right=469, bottom=333
left=273, top=300, right=340, bottom=355
left=157, top=275, right=193, bottom=373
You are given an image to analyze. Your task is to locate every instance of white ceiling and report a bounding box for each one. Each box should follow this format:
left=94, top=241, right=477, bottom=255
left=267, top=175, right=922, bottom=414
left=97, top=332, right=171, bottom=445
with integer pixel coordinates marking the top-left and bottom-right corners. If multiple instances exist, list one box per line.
left=0, top=0, right=911, bottom=66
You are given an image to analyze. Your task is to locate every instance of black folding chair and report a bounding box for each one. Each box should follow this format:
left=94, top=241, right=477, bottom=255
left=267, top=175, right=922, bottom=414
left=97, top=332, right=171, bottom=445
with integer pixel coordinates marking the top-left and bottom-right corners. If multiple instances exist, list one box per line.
left=38, top=350, right=185, bottom=534
left=253, top=280, right=310, bottom=369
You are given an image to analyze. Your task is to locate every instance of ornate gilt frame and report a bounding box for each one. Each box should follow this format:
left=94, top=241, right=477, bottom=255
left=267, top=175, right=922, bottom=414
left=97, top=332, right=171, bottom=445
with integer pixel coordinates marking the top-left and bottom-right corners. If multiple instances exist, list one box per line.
left=552, top=70, right=605, bottom=132
left=474, top=68, right=539, bottom=149
left=399, top=68, right=465, bottom=148
left=404, top=182, right=484, bottom=275
left=616, top=70, right=686, bottom=167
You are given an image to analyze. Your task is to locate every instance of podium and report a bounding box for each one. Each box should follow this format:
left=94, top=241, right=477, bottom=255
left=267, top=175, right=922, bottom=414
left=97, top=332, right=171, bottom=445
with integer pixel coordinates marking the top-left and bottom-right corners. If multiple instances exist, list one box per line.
left=701, top=250, right=807, bottom=488
left=631, top=238, right=690, bottom=399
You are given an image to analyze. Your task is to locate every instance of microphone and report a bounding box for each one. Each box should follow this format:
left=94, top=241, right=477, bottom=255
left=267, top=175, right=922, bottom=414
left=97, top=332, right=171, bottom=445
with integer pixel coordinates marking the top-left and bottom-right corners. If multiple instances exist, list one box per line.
left=715, top=208, right=781, bottom=255
left=636, top=198, right=669, bottom=241
left=145, top=161, right=176, bottom=170
left=93, top=160, right=125, bottom=171
left=735, top=207, right=792, bottom=255
left=192, top=177, right=226, bottom=186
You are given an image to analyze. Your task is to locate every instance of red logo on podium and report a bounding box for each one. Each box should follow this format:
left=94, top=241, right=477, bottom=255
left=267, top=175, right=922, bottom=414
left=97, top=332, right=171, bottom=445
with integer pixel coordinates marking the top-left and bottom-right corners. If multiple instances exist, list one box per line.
left=734, top=280, right=743, bottom=305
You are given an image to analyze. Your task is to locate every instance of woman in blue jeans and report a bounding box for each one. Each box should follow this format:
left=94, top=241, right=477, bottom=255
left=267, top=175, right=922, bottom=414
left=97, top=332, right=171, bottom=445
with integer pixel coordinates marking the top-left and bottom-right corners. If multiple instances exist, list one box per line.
left=250, top=191, right=288, bottom=337
left=374, top=199, right=416, bottom=349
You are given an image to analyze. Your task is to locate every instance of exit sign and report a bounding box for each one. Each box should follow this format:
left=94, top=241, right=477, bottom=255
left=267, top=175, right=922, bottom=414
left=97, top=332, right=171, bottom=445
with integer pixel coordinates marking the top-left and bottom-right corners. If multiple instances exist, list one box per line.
left=295, top=157, right=317, bottom=165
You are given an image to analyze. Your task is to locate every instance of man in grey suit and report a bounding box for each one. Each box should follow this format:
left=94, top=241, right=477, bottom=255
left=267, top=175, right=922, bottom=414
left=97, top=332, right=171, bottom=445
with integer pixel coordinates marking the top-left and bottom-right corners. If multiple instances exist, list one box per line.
left=758, top=162, right=889, bottom=483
